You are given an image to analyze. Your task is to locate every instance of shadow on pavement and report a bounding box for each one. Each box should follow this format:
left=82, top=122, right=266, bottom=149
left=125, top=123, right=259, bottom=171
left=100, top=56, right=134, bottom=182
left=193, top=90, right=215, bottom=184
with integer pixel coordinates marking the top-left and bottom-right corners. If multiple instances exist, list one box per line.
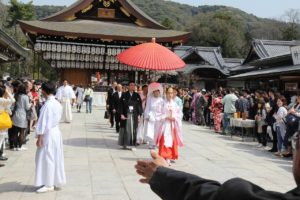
left=63, top=138, right=118, bottom=149
left=228, top=142, right=293, bottom=173
left=0, top=182, right=36, bottom=193
left=119, top=157, right=149, bottom=161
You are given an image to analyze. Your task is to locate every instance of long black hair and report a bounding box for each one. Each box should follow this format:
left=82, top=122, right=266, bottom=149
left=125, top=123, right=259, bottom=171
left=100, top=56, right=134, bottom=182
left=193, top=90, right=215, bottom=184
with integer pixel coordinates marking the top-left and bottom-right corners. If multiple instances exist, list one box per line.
left=15, top=84, right=27, bottom=102
left=0, top=85, right=5, bottom=97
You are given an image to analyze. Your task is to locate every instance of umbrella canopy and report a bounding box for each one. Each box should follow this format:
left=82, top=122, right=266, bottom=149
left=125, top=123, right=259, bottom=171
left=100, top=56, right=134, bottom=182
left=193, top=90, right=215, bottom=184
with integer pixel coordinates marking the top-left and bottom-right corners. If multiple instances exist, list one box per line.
left=117, top=38, right=186, bottom=71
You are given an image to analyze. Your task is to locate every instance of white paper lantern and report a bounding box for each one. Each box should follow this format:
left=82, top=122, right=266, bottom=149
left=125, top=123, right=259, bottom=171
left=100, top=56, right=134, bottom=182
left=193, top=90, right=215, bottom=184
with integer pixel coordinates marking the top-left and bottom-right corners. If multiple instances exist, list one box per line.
left=57, top=44, right=62, bottom=52
left=46, top=43, right=51, bottom=51
left=76, top=45, right=81, bottom=54
left=55, top=52, right=59, bottom=60
left=91, top=47, right=96, bottom=54
left=62, top=45, right=67, bottom=52
left=34, top=43, right=41, bottom=51
left=51, top=44, right=56, bottom=52
left=51, top=61, right=56, bottom=68
left=41, top=43, right=47, bottom=51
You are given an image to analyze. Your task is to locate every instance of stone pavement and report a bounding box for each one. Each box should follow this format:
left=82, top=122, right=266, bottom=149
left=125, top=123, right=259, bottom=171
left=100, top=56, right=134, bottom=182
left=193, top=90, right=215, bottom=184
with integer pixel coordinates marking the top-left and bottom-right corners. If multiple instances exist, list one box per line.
left=0, top=107, right=296, bottom=200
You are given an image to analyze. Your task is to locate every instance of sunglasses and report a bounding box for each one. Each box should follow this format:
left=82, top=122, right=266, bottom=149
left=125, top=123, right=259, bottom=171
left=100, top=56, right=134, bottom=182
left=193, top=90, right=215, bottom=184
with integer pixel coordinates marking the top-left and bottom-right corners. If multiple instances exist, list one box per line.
left=292, top=132, right=299, bottom=150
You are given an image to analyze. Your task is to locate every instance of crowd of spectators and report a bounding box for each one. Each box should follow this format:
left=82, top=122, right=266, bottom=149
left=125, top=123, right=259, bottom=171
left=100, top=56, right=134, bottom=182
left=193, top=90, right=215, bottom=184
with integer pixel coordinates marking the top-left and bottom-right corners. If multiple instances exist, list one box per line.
left=0, top=78, right=46, bottom=167
left=176, top=87, right=300, bottom=158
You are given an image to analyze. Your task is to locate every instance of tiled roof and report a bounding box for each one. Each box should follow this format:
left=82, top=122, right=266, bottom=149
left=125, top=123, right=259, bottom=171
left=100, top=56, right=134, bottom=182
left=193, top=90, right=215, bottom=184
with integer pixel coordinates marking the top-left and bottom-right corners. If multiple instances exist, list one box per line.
left=244, top=39, right=300, bottom=64
left=18, top=20, right=189, bottom=42
left=174, top=46, right=229, bottom=75
left=0, top=29, right=28, bottom=61
left=229, top=64, right=300, bottom=79
left=223, top=58, right=244, bottom=68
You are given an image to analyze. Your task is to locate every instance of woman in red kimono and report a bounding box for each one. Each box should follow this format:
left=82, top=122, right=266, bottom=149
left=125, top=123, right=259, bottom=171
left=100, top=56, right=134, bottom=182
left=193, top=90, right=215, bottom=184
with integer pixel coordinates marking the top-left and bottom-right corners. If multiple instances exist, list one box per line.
left=155, top=87, right=183, bottom=165
left=211, top=92, right=223, bottom=133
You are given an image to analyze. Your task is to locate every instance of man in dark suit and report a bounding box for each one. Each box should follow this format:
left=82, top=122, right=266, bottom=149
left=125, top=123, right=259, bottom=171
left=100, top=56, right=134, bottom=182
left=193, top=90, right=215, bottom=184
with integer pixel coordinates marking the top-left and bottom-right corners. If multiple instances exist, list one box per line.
left=135, top=131, right=300, bottom=200
left=118, top=82, right=142, bottom=150
left=106, top=81, right=117, bottom=128
left=112, top=84, right=123, bottom=133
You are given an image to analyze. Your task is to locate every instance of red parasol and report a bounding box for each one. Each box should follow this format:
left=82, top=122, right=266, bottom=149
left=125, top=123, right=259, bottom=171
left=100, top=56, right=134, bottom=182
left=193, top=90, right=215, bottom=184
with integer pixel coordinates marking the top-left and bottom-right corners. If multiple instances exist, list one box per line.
left=117, top=38, right=185, bottom=71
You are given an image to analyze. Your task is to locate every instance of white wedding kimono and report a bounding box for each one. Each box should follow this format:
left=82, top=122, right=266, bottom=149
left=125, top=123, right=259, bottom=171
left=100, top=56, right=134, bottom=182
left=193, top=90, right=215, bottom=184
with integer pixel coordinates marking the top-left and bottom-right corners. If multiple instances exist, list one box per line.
left=35, top=95, right=66, bottom=187
left=144, top=96, right=164, bottom=144
left=137, top=93, right=147, bottom=143
left=55, top=85, right=75, bottom=123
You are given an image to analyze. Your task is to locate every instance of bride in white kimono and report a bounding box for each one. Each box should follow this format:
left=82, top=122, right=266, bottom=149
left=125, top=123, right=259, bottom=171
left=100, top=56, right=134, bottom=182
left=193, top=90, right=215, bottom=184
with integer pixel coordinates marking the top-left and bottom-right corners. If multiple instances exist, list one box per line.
left=55, top=80, right=75, bottom=123
left=155, top=87, right=183, bottom=164
left=144, top=82, right=164, bottom=149
left=35, top=82, right=66, bottom=193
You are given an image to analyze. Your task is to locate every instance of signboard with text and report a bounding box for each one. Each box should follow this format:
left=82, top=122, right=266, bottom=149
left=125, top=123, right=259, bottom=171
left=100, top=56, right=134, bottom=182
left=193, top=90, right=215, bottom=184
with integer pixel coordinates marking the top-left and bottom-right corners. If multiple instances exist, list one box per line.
left=291, top=46, right=300, bottom=65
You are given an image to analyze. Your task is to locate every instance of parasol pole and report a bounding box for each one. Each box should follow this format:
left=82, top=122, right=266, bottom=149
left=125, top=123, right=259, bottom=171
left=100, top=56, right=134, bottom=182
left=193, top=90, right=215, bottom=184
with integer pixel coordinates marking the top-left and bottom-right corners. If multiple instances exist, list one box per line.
left=165, top=70, right=167, bottom=84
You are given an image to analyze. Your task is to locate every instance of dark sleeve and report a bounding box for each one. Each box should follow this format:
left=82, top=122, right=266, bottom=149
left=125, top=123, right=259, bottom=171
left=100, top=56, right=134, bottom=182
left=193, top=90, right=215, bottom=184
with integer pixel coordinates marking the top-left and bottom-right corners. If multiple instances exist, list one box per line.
left=149, top=167, right=221, bottom=200
left=137, top=94, right=143, bottom=116
left=111, top=93, right=116, bottom=110
left=119, top=94, right=124, bottom=115
left=235, top=100, right=240, bottom=111
left=106, top=89, right=110, bottom=105
left=149, top=167, right=285, bottom=200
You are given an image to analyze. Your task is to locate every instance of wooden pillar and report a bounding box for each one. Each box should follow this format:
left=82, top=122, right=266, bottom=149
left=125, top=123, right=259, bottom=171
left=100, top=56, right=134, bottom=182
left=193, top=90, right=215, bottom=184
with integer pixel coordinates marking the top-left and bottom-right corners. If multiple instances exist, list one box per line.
left=37, top=55, right=40, bottom=79
left=33, top=52, right=36, bottom=79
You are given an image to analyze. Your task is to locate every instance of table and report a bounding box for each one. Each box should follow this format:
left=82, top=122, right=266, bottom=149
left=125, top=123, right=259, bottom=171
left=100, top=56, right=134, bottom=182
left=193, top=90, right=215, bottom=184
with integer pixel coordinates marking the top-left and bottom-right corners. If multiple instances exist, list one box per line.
left=230, top=118, right=256, bottom=141
left=93, top=92, right=107, bottom=107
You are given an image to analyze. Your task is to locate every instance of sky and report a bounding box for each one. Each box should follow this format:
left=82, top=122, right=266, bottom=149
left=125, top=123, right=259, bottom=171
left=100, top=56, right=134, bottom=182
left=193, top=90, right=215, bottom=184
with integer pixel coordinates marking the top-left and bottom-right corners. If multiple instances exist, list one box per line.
left=13, top=0, right=300, bottom=19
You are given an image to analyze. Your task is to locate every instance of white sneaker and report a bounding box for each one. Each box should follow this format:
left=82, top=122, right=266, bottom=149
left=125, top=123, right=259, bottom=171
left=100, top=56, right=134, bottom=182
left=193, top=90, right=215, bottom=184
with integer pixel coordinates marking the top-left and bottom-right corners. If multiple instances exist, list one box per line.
left=256, top=144, right=263, bottom=148
left=17, top=147, right=27, bottom=151
left=131, top=147, right=137, bottom=151
left=36, top=186, right=54, bottom=193
left=13, top=148, right=18, bottom=151
left=264, top=146, right=271, bottom=151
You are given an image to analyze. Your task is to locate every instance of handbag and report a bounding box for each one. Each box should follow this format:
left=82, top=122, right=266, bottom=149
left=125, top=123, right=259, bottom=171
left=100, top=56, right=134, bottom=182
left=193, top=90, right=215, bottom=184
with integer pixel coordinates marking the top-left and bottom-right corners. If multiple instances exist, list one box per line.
left=104, top=111, right=109, bottom=119
left=0, top=111, right=13, bottom=130
left=285, top=114, right=300, bottom=126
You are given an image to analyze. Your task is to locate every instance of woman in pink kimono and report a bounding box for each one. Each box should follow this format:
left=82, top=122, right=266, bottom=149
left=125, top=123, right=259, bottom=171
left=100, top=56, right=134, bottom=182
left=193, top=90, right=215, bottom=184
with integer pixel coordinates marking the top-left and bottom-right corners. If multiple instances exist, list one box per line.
left=211, top=93, right=223, bottom=133
left=155, top=87, right=183, bottom=164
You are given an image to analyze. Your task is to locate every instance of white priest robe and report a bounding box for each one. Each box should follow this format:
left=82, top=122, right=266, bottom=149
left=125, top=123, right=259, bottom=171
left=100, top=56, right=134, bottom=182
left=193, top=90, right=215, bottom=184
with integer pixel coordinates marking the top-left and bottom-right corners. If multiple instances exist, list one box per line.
left=56, top=85, right=75, bottom=123
left=144, top=97, right=164, bottom=144
left=35, top=95, right=66, bottom=187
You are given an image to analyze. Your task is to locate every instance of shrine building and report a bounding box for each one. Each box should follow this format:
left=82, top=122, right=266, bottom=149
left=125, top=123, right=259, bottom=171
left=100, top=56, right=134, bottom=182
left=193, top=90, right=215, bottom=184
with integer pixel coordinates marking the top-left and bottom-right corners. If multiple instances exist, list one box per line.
left=19, top=0, right=189, bottom=85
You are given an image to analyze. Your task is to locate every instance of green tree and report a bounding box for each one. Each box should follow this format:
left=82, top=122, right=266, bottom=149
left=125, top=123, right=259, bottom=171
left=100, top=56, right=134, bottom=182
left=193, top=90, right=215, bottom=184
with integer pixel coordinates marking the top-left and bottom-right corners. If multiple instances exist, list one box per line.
left=6, top=0, right=35, bottom=41
left=161, top=17, right=175, bottom=29
left=188, top=13, right=247, bottom=58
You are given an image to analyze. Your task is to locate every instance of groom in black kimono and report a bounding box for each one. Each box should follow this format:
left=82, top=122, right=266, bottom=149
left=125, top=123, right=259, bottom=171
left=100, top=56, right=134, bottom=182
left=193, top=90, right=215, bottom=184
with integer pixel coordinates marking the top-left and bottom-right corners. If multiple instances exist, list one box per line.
left=119, top=82, right=142, bottom=150
left=135, top=131, right=300, bottom=200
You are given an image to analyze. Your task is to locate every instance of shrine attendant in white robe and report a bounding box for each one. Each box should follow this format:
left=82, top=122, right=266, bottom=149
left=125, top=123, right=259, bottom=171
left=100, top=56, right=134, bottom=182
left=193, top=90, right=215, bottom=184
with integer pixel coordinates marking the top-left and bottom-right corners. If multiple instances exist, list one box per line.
left=55, top=80, right=75, bottom=123
left=144, top=82, right=164, bottom=149
left=155, top=87, right=183, bottom=164
left=35, top=81, right=66, bottom=193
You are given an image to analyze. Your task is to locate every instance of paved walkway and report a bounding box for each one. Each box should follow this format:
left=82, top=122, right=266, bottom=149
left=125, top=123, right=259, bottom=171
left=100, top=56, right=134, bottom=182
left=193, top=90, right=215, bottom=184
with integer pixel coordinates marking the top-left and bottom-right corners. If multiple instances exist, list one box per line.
left=0, top=107, right=296, bottom=199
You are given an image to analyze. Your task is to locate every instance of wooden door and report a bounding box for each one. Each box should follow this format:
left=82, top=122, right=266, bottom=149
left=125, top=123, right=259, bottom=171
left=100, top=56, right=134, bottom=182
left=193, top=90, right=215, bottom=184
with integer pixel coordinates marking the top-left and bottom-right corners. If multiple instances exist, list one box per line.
left=61, top=69, right=91, bottom=86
